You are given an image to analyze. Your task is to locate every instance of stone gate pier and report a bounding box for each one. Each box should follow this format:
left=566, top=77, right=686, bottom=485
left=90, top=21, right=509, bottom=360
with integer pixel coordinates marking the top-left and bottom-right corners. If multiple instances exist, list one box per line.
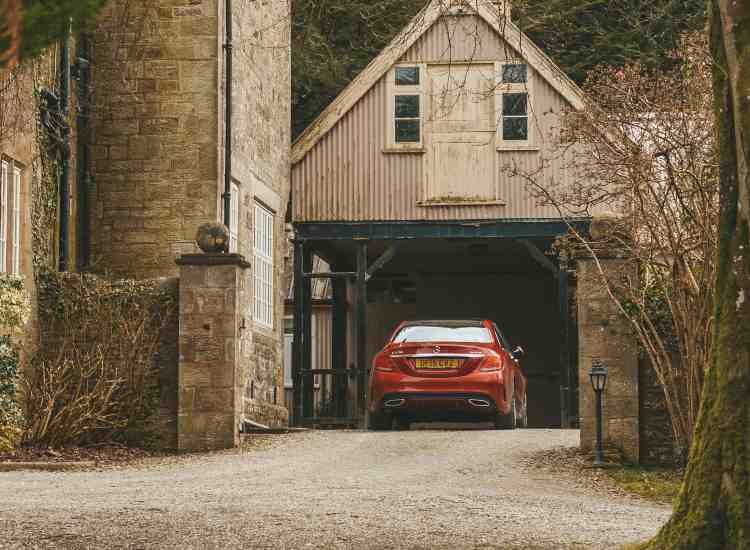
left=176, top=252, right=250, bottom=452
left=576, top=244, right=640, bottom=462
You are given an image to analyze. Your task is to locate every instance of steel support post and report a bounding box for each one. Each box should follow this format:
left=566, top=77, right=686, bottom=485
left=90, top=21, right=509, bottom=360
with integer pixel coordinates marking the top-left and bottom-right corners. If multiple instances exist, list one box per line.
left=355, top=242, right=368, bottom=423
left=302, top=247, right=314, bottom=419
left=292, top=241, right=304, bottom=426
left=331, top=271, right=348, bottom=418
left=558, top=269, right=571, bottom=428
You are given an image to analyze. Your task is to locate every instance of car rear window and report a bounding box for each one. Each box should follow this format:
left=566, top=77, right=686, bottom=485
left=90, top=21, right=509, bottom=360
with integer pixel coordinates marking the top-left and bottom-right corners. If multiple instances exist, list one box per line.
left=392, top=324, right=493, bottom=343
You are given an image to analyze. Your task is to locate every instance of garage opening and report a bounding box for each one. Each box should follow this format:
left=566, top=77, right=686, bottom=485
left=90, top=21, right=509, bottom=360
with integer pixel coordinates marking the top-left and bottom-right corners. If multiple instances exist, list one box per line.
left=290, top=223, right=582, bottom=430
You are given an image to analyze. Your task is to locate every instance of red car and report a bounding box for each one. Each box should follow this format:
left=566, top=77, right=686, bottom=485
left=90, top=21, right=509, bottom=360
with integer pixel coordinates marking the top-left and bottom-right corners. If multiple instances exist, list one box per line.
left=368, top=319, right=527, bottom=430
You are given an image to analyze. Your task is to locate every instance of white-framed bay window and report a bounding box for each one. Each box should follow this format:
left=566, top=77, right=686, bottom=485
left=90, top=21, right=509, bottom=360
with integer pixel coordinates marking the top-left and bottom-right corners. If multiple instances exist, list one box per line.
left=494, top=61, right=535, bottom=149
left=253, top=202, right=274, bottom=328
left=0, top=160, right=8, bottom=273
left=386, top=64, right=425, bottom=150
left=12, top=166, right=21, bottom=275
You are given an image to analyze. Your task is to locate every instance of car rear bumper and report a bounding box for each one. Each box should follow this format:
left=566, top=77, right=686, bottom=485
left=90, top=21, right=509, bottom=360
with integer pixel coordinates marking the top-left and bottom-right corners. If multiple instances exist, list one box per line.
left=376, top=391, right=499, bottom=420
left=369, top=371, right=507, bottom=418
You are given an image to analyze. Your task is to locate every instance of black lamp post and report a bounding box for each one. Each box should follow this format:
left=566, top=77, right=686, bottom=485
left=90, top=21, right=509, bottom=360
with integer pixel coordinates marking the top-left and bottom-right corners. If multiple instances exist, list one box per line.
left=589, top=360, right=608, bottom=466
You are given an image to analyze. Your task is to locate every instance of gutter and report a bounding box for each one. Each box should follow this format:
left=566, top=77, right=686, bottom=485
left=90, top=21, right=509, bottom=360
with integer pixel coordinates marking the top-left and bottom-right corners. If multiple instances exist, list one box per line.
left=76, top=34, right=91, bottom=270
left=222, top=0, right=233, bottom=229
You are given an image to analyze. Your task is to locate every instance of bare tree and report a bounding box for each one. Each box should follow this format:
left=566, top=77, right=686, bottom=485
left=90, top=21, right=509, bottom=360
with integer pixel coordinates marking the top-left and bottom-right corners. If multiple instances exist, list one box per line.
left=513, top=34, right=718, bottom=457
left=643, top=0, right=750, bottom=547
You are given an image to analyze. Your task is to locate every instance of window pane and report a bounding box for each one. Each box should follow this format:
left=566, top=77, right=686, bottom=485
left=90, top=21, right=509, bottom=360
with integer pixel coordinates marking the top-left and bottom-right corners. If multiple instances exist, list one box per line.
left=503, top=117, right=528, bottom=140
left=392, top=325, right=494, bottom=344
left=502, top=64, right=527, bottom=84
left=395, top=67, right=420, bottom=86
left=395, top=120, right=420, bottom=143
left=503, top=93, right=527, bottom=116
left=395, top=95, right=420, bottom=118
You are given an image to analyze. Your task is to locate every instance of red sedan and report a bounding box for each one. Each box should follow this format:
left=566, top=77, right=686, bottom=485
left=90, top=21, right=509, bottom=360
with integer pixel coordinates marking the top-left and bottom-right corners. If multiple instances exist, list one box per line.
left=368, top=319, right=527, bottom=430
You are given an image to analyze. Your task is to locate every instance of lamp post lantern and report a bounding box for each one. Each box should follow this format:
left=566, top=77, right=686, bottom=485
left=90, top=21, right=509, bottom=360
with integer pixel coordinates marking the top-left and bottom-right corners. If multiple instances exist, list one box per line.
left=589, top=361, right=608, bottom=466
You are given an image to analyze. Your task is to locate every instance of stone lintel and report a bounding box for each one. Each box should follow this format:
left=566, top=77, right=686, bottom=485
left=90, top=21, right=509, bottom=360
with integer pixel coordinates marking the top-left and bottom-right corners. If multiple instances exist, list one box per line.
left=176, top=253, right=251, bottom=269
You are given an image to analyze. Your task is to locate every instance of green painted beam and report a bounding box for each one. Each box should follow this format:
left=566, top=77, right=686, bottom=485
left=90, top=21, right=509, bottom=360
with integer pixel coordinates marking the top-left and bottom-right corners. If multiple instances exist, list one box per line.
left=295, top=219, right=590, bottom=241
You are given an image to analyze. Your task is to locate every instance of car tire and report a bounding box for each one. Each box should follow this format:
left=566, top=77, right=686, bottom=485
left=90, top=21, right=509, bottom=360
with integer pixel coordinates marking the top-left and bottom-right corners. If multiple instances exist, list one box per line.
left=368, top=411, right=392, bottom=431
left=495, top=381, right=517, bottom=430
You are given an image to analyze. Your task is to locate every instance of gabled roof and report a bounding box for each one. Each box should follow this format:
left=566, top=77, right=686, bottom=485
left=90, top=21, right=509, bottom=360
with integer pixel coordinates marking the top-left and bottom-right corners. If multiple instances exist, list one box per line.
left=291, top=0, right=586, bottom=165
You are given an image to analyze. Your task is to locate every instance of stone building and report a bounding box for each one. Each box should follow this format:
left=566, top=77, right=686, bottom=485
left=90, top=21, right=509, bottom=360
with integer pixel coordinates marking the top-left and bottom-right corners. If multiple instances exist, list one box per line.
left=0, top=0, right=292, bottom=448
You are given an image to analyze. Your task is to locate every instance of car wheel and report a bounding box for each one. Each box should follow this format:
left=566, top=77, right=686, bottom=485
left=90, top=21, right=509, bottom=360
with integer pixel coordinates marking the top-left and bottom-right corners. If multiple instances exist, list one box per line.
left=367, top=411, right=392, bottom=431
left=494, top=382, right=517, bottom=430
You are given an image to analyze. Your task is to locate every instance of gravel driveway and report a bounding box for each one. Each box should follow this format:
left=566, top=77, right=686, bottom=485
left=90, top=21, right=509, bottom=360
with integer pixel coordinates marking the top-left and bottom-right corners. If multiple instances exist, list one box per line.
left=0, top=428, right=668, bottom=549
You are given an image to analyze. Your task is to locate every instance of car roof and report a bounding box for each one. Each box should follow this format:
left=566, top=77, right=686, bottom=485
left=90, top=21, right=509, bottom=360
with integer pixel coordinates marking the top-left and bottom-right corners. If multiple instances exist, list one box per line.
left=400, top=320, right=487, bottom=328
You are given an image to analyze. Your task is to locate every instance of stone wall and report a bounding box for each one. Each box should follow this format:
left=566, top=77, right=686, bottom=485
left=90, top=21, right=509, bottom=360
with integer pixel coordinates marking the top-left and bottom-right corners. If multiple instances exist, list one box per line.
left=90, top=0, right=221, bottom=279
left=639, top=356, right=680, bottom=465
left=90, top=0, right=291, bottom=427
left=228, top=0, right=291, bottom=426
left=577, top=252, right=640, bottom=462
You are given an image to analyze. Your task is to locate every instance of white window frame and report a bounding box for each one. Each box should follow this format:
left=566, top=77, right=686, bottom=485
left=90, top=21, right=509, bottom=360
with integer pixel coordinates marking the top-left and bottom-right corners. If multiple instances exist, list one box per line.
left=0, top=161, right=8, bottom=273
left=283, top=316, right=293, bottom=388
left=386, top=64, right=426, bottom=151
left=12, top=166, right=21, bottom=275
left=253, top=202, right=274, bottom=329
left=494, top=61, right=536, bottom=150
left=229, top=182, right=239, bottom=254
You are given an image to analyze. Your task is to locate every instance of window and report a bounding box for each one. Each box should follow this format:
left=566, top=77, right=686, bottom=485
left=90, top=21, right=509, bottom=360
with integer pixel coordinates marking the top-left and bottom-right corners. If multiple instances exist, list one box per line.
left=392, top=321, right=494, bottom=344
left=229, top=182, right=239, bottom=253
left=12, top=167, right=20, bottom=275
left=0, top=161, right=7, bottom=273
left=502, top=93, right=528, bottom=141
left=395, top=95, right=421, bottom=143
left=253, top=202, right=274, bottom=328
left=388, top=65, right=424, bottom=148
left=495, top=62, right=533, bottom=148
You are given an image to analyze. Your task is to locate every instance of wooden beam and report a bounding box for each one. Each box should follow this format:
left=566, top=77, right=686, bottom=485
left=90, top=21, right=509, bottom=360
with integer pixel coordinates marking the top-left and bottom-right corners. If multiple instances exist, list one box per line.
left=366, top=243, right=399, bottom=281
left=518, top=239, right=558, bottom=273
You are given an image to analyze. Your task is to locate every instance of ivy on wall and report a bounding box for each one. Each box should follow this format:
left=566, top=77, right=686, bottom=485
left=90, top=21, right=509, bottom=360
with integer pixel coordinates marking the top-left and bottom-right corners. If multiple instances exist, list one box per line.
left=25, top=272, right=178, bottom=447
left=0, top=275, right=30, bottom=452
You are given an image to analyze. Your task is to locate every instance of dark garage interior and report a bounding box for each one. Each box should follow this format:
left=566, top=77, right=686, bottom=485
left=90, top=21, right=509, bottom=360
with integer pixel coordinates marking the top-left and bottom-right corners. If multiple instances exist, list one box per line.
left=302, top=235, right=579, bottom=429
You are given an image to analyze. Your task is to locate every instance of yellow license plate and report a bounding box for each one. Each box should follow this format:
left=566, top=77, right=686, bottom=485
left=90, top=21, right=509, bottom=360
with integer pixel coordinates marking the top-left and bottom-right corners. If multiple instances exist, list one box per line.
left=415, top=358, right=460, bottom=370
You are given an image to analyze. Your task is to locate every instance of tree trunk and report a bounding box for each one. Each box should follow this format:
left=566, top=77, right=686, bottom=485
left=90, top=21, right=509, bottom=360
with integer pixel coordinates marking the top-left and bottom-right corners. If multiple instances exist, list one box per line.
left=644, top=1, right=750, bottom=548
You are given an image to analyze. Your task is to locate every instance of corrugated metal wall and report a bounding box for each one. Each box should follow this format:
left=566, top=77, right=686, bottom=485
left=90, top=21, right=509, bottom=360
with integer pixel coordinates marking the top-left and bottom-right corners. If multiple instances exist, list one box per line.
left=292, top=14, right=586, bottom=222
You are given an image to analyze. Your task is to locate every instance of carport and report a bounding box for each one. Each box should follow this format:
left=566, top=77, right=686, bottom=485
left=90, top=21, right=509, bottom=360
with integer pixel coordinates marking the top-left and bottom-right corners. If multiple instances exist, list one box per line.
left=290, top=220, right=587, bottom=429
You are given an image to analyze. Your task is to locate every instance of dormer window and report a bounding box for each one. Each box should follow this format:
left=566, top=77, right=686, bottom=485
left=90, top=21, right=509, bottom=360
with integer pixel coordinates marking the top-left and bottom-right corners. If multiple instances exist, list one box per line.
left=387, top=64, right=425, bottom=150
left=495, top=62, right=534, bottom=149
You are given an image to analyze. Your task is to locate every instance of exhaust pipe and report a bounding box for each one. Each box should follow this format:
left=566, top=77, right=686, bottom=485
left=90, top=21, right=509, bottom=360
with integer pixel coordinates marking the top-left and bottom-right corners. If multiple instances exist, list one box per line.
left=468, top=398, right=491, bottom=408
left=384, top=398, right=406, bottom=408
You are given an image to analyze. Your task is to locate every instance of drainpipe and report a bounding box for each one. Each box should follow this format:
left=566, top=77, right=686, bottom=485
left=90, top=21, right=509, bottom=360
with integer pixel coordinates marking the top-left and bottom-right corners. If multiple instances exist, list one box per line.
left=58, top=27, right=71, bottom=272
left=222, top=0, right=233, bottom=229
left=76, top=34, right=91, bottom=270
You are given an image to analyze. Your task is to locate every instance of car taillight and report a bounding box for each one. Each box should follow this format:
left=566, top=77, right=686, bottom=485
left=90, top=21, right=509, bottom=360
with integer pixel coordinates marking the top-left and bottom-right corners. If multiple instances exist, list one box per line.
left=479, top=357, right=501, bottom=372
left=374, top=356, right=395, bottom=372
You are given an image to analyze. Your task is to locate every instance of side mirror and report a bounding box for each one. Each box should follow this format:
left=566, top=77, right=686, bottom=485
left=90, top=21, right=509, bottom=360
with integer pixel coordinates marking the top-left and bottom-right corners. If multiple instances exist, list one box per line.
left=511, top=346, right=525, bottom=361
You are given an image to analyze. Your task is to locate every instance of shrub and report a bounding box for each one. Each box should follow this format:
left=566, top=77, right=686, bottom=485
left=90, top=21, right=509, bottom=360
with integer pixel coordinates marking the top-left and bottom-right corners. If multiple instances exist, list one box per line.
left=23, top=272, right=176, bottom=447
